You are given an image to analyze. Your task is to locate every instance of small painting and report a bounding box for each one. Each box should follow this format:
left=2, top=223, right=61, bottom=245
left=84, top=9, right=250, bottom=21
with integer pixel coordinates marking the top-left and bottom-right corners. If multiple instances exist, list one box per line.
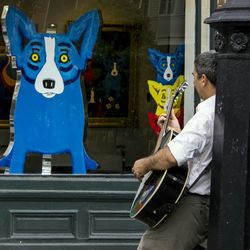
left=84, top=24, right=139, bottom=127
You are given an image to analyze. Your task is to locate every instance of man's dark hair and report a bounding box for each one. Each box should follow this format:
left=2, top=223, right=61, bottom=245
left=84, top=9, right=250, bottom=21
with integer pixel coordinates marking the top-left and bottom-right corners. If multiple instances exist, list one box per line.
left=194, top=50, right=217, bottom=86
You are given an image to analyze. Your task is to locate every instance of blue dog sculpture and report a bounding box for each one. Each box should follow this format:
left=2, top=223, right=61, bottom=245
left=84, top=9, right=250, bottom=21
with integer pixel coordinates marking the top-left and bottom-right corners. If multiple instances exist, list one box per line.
left=148, top=44, right=184, bottom=85
left=0, top=6, right=100, bottom=174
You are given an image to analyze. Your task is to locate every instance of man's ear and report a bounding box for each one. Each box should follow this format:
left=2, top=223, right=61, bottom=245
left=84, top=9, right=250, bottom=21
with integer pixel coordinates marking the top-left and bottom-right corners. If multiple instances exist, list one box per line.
left=66, top=10, right=101, bottom=69
left=201, top=74, right=207, bottom=87
left=175, top=44, right=184, bottom=66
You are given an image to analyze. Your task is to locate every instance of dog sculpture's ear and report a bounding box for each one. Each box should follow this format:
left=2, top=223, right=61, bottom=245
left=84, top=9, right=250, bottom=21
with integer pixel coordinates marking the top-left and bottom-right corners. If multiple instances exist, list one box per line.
left=67, top=10, right=101, bottom=69
left=148, top=48, right=161, bottom=69
left=148, top=80, right=162, bottom=103
left=3, top=6, right=36, bottom=61
left=175, top=44, right=184, bottom=65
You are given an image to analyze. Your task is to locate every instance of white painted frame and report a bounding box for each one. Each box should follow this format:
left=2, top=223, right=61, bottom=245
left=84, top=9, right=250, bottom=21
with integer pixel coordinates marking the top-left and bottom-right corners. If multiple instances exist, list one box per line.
left=184, top=0, right=211, bottom=124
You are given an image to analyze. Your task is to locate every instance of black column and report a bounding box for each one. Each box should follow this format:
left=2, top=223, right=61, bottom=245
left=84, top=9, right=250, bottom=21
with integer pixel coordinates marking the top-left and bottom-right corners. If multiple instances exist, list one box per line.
left=205, top=1, right=250, bottom=250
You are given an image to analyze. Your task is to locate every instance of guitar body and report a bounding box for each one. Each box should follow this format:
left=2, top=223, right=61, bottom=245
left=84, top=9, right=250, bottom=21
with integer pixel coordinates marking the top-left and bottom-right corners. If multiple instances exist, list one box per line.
left=130, top=130, right=189, bottom=228
left=130, top=166, right=188, bottom=228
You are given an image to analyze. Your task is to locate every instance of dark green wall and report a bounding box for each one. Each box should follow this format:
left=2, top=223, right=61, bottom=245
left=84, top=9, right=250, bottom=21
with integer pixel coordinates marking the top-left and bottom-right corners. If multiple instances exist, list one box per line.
left=0, top=174, right=145, bottom=249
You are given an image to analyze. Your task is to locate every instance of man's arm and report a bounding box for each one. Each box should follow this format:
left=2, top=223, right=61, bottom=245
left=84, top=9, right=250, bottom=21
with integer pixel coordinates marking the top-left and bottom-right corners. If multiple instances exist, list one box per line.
left=132, top=146, right=177, bottom=180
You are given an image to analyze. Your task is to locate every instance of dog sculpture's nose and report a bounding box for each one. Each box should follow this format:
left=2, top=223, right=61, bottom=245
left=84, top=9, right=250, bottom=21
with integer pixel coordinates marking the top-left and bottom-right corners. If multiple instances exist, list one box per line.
left=43, top=79, right=55, bottom=89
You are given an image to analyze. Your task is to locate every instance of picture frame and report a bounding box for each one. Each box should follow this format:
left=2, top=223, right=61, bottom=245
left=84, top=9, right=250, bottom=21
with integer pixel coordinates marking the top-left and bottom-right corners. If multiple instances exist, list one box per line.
left=0, top=19, right=15, bottom=129
left=0, top=49, right=16, bottom=129
left=83, top=24, right=139, bottom=127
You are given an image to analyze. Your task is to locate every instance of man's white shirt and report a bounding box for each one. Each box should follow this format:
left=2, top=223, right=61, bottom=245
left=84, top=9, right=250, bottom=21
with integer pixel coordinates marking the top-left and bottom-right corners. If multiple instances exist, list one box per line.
left=168, top=95, right=216, bottom=195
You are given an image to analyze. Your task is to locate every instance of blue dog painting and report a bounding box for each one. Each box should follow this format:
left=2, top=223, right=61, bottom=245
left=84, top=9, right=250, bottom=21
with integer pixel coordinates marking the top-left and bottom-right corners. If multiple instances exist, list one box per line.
left=0, top=6, right=100, bottom=174
left=148, top=44, right=184, bottom=85
left=147, top=44, right=185, bottom=135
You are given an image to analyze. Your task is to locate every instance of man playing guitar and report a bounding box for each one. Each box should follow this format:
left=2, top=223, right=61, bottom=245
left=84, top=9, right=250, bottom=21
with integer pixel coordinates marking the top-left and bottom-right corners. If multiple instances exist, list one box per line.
left=132, top=51, right=217, bottom=250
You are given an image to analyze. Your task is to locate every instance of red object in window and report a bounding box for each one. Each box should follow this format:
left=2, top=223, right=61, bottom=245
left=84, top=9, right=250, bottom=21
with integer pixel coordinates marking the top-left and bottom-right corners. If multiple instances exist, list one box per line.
left=148, top=112, right=160, bottom=135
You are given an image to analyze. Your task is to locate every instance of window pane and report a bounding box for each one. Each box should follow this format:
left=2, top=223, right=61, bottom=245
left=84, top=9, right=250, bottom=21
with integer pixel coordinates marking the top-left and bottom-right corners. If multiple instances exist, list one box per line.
left=217, top=0, right=227, bottom=8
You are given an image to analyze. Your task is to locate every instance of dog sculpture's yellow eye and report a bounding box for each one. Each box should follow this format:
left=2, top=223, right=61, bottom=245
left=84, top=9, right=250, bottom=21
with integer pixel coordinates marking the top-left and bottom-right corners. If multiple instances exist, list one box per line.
left=60, top=54, right=69, bottom=63
left=162, top=63, right=166, bottom=67
left=31, top=53, right=40, bottom=62
left=171, top=63, right=175, bottom=67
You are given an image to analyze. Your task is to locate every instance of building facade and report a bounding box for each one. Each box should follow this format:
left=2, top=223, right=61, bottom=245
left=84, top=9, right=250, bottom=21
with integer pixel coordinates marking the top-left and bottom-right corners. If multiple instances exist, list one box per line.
left=0, top=0, right=226, bottom=249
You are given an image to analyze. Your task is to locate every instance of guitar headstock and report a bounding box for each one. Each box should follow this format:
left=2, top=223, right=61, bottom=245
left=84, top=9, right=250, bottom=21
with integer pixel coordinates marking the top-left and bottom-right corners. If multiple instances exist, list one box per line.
left=173, top=81, right=189, bottom=100
left=164, top=81, right=190, bottom=111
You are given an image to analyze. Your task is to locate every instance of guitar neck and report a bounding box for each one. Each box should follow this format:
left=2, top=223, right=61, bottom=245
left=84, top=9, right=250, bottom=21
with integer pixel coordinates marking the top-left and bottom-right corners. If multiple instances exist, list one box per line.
left=154, top=98, right=175, bottom=153
left=152, top=80, right=189, bottom=154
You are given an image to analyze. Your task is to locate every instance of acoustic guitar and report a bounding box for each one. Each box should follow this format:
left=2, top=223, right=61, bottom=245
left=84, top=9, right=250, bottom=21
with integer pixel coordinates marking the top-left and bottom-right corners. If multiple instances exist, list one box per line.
left=130, top=81, right=189, bottom=228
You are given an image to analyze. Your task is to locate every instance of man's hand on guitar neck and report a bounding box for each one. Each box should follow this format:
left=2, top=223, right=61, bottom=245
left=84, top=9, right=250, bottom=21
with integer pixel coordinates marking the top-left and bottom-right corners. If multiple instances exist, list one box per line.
left=132, top=146, right=177, bottom=180
left=157, top=109, right=181, bottom=133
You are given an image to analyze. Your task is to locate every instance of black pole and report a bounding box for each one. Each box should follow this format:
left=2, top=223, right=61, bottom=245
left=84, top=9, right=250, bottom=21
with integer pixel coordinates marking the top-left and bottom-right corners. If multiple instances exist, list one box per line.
left=205, top=0, right=250, bottom=249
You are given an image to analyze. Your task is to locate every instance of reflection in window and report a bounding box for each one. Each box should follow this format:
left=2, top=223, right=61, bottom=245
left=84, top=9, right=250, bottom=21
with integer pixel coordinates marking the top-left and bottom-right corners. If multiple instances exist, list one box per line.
left=217, top=0, right=227, bottom=8
left=159, top=0, right=175, bottom=15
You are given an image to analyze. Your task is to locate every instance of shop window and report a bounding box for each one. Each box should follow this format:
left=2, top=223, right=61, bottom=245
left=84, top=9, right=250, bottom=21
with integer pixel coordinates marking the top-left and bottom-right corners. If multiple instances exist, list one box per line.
left=0, top=0, right=186, bottom=175
left=159, top=0, right=175, bottom=15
